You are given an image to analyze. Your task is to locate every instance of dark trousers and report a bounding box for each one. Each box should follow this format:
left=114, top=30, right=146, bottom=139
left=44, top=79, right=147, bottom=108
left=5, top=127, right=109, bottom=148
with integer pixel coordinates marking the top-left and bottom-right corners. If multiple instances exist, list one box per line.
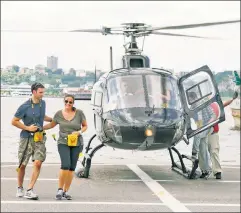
left=58, top=144, right=83, bottom=171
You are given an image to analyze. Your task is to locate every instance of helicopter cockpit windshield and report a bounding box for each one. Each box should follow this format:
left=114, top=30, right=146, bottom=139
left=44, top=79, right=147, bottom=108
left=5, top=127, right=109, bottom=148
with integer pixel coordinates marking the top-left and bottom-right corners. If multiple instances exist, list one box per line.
left=107, top=75, right=145, bottom=109
left=106, top=73, right=182, bottom=112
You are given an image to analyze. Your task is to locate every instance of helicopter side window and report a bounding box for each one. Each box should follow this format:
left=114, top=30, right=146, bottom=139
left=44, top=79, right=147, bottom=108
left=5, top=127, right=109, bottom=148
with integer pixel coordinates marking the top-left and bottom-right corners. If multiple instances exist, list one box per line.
left=94, top=114, right=103, bottom=133
left=94, top=92, right=103, bottom=107
left=183, top=72, right=215, bottom=110
left=105, top=79, right=119, bottom=111
left=91, top=92, right=95, bottom=105
left=188, top=92, right=218, bottom=131
left=186, top=79, right=212, bottom=106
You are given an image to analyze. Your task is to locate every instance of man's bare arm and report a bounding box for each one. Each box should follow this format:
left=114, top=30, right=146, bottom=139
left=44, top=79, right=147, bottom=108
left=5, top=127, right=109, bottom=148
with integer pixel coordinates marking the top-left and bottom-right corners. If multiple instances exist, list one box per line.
left=223, top=99, right=233, bottom=108
left=161, top=90, right=171, bottom=101
left=223, top=91, right=238, bottom=107
left=11, top=117, right=38, bottom=132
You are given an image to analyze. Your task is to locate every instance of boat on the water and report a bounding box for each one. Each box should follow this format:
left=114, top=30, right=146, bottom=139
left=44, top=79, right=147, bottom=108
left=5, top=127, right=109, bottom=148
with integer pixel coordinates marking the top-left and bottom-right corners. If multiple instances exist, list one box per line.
left=63, top=85, right=93, bottom=100
left=1, top=83, right=32, bottom=97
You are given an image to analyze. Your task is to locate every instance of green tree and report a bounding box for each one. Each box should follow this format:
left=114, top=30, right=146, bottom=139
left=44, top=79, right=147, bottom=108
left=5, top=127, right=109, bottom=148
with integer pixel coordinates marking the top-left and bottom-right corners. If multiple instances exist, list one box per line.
left=69, top=68, right=76, bottom=76
left=55, top=69, right=64, bottom=75
left=45, top=68, right=52, bottom=74
left=12, top=65, right=20, bottom=73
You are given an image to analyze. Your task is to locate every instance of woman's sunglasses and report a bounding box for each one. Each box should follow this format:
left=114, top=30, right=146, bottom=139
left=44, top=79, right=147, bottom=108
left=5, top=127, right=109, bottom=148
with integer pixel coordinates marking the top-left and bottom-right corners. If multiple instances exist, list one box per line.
left=64, top=100, right=73, bottom=104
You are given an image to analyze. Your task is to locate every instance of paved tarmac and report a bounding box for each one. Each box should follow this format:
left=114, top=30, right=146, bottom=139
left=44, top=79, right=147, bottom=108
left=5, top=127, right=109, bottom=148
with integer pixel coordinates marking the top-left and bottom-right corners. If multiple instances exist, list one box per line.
left=1, top=162, right=240, bottom=212
left=1, top=106, right=240, bottom=212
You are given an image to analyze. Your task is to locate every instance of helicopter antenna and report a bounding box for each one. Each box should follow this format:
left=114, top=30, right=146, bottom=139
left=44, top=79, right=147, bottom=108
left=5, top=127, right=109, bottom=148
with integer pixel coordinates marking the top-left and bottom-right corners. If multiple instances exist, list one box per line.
left=110, top=46, right=113, bottom=70
left=94, top=65, right=97, bottom=83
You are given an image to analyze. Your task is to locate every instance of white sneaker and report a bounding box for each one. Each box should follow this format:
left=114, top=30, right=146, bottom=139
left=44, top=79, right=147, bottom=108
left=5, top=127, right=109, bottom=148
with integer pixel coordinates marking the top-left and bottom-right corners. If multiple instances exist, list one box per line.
left=24, top=189, right=39, bottom=200
left=63, top=191, right=72, bottom=200
left=16, top=187, right=24, bottom=197
left=55, top=189, right=63, bottom=200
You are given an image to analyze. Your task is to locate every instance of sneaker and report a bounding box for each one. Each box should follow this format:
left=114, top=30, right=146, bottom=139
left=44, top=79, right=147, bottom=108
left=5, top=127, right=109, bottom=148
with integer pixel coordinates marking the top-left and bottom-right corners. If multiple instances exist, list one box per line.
left=204, top=171, right=212, bottom=180
left=16, top=187, right=24, bottom=197
left=55, top=189, right=63, bottom=200
left=24, top=189, right=39, bottom=200
left=200, top=171, right=212, bottom=179
left=215, top=172, right=222, bottom=179
left=62, top=192, right=72, bottom=200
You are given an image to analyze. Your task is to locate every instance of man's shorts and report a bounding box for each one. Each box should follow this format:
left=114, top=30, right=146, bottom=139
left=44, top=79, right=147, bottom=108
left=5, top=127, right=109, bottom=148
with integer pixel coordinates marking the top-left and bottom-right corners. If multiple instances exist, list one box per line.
left=18, top=136, right=47, bottom=166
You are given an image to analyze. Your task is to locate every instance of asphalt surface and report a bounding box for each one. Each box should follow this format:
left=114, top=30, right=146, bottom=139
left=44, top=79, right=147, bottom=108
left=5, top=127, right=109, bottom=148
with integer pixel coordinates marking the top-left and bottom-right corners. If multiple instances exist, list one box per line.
left=1, top=163, right=240, bottom=212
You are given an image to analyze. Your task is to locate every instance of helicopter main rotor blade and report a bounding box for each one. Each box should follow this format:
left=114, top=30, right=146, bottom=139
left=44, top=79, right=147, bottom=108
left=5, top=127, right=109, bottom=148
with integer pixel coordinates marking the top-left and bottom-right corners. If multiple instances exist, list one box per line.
left=151, top=19, right=240, bottom=31
left=69, top=25, right=125, bottom=33
left=150, top=32, right=219, bottom=39
left=69, top=29, right=104, bottom=33
left=69, top=29, right=124, bottom=35
left=1, top=30, right=71, bottom=32
left=1, top=28, right=123, bottom=35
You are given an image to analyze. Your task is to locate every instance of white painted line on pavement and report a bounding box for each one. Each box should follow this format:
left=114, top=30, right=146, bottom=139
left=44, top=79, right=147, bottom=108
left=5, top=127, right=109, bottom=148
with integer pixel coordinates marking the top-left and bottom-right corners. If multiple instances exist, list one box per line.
left=1, top=201, right=165, bottom=205
left=217, top=180, right=240, bottom=183
left=2, top=163, right=240, bottom=168
left=0, top=178, right=171, bottom=182
left=1, top=178, right=59, bottom=181
left=1, top=164, right=69, bottom=167
left=1, top=163, right=165, bottom=167
left=184, top=203, right=240, bottom=207
left=114, top=179, right=174, bottom=182
left=1, top=201, right=239, bottom=207
left=127, top=164, right=191, bottom=212
left=221, top=166, right=240, bottom=169
left=1, top=177, right=240, bottom=183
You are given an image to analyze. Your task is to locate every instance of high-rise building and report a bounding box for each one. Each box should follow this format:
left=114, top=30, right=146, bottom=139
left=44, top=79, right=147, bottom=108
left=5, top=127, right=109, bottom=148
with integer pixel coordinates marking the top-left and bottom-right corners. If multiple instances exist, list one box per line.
left=47, top=56, right=58, bottom=70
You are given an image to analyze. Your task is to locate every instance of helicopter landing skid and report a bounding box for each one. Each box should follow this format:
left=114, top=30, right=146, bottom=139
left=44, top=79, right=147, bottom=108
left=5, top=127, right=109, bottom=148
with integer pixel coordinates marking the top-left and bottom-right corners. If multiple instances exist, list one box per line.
left=168, top=147, right=200, bottom=179
left=75, top=134, right=105, bottom=178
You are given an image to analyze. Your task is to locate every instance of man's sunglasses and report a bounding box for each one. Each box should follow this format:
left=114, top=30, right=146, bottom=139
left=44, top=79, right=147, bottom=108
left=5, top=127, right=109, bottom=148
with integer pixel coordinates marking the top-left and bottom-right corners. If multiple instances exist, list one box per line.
left=64, top=100, right=73, bottom=104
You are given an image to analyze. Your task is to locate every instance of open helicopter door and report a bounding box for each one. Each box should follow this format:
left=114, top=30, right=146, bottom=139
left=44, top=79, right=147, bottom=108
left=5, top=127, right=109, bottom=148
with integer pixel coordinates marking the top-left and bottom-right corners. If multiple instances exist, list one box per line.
left=178, top=65, right=225, bottom=139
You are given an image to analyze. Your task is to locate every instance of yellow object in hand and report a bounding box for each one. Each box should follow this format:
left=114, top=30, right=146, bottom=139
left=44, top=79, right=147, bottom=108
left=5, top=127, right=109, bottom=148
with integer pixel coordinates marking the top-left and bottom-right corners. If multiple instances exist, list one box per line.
left=33, top=132, right=44, bottom=142
left=52, top=134, right=56, bottom=141
left=79, top=152, right=83, bottom=157
left=67, top=134, right=78, bottom=146
left=161, top=103, right=168, bottom=108
left=196, top=120, right=203, bottom=128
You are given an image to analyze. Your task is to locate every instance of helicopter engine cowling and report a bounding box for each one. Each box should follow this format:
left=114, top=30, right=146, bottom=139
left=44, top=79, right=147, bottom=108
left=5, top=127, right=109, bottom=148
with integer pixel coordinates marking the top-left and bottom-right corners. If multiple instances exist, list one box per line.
left=122, top=55, right=150, bottom=68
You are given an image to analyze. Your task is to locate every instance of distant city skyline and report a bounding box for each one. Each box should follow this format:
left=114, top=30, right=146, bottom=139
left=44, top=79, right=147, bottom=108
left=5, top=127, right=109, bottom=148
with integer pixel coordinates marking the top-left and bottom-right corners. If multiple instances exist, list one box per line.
left=1, top=60, right=99, bottom=73
left=47, top=55, right=58, bottom=70
left=1, top=1, right=240, bottom=73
